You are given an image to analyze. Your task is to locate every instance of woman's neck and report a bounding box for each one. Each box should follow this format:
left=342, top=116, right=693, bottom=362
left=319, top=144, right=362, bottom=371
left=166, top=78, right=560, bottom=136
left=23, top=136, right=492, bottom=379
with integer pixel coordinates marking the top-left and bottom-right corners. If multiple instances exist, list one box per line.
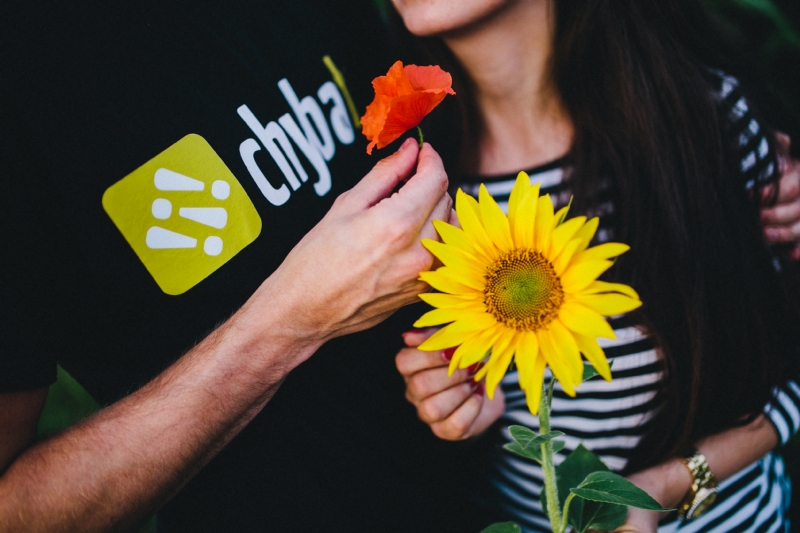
left=442, top=0, right=573, bottom=175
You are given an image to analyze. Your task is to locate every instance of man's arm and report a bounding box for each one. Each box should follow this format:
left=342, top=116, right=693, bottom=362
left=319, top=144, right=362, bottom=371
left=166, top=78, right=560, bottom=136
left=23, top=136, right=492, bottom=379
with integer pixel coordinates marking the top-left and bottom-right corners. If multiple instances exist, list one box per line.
left=0, top=139, right=451, bottom=533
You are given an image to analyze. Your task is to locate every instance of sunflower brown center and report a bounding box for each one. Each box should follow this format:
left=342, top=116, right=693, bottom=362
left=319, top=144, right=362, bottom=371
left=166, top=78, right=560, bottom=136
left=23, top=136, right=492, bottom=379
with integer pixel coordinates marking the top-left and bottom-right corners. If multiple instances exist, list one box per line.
left=484, top=249, right=564, bottom=332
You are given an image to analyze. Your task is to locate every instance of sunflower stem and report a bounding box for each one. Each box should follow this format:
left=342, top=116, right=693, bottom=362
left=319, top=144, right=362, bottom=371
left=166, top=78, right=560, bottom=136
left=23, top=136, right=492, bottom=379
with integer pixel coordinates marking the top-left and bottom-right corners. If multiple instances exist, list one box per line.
left=416, top=125, right=424, bottom=148
left=539, top=378, right=563, bottom=533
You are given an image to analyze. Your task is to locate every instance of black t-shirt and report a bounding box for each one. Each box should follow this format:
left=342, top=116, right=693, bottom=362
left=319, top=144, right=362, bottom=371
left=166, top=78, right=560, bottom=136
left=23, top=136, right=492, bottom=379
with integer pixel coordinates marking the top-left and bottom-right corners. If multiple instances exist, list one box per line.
left=0, top=1, right=481, bottom=531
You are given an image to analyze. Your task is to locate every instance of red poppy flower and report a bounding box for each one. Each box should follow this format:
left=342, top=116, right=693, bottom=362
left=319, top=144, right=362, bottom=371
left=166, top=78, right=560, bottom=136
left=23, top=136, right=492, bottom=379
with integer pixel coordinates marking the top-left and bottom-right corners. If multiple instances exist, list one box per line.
left=361, top=61, right=455, bottom=154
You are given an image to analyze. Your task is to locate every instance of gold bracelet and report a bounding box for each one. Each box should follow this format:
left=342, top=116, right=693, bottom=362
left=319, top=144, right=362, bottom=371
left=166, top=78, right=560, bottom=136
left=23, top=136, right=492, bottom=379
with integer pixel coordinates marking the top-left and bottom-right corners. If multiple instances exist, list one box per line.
left=677, top=450, right=718, bottom=520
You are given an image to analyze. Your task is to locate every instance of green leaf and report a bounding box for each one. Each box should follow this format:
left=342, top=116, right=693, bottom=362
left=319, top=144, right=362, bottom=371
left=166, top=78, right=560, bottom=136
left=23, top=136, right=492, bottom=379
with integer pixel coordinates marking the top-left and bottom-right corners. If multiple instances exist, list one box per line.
left=582, top=365, right=600, bottom=382
left=503, top=442, right=542, bottom=463
left=540, top=444, right=626, bottom=533
left=551, top=440, right=566, bottom=454
left=571, top=471, right=673, bottom=512
left=504, top=427, right=565, bottom=463
left=480, top=522, right=522, bottom=533
left=582, top=360, right=614, bottom=382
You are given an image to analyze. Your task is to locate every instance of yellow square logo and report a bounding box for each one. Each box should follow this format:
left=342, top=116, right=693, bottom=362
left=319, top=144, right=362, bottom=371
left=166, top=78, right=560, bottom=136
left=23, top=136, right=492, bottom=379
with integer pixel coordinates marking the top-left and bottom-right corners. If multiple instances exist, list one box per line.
left=102, top=134, right=262, bottom=295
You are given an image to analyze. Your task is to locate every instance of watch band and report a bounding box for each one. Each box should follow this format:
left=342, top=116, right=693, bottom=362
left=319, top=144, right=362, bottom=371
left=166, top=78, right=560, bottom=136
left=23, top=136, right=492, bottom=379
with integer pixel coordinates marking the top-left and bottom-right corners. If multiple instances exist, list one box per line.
left=678, top=450, right=718, bottom=520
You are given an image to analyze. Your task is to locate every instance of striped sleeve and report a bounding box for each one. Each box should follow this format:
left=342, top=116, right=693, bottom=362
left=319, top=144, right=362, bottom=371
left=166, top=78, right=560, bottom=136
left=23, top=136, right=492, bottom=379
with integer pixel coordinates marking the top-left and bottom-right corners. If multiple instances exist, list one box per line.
left=765, top=382, right=800, bottom=445
left=707, top=69, right=778, bottom=191
left=707, top=70, right=800, bottom=445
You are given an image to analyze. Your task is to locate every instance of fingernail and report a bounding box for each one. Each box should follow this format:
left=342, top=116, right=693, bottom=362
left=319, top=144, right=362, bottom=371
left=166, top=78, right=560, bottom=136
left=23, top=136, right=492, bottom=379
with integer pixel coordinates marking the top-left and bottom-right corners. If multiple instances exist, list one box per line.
left=402, top=329, right=423, bottom=336
left=473, top=381, right=485, bottom=397
left=764, top=228, right=778, bottom=240
left=792, top=247, right=800, bottom=261
left=399, top=137, right=415, bottom=151
left=442, top=347, right=456, bottom=361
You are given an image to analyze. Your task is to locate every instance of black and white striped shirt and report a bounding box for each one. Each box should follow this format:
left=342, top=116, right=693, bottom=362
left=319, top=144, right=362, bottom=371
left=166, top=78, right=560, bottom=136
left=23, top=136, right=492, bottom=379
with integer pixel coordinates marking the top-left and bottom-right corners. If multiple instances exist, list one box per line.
left=460, top=71, right=797, bottom=533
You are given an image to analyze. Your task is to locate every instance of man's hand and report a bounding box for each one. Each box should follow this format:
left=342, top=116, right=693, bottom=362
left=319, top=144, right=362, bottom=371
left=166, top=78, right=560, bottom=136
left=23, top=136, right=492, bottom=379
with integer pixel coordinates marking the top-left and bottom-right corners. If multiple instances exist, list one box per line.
left=396, top=329, right=505, bottom=440
left=261, top=138, right=451, bottom=348
left=0, top=138, right=452, bottom=533
left=761, top=133, right=800, bottom=260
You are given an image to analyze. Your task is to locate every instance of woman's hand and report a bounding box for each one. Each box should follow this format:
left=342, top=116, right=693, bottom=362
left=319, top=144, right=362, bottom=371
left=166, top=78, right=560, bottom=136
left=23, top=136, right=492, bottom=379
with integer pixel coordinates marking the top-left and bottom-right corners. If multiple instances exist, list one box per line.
left=396, top=329, right=505, bottom=440
left=605, top=459, right=691, bottom=533
left=761, top=132, right=800, bottom=260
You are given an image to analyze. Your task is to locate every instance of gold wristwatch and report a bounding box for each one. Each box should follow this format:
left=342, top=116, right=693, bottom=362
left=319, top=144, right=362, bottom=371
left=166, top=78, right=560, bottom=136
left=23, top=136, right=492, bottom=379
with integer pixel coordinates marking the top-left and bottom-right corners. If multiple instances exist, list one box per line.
left=677, top=450, right=718, bottom=520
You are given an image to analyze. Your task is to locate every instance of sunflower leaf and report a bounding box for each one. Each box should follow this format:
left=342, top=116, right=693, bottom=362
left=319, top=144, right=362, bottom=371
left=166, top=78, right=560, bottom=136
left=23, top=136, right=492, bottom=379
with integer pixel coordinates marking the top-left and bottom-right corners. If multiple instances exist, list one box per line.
left=504, top=427, right=565, bottom=463
left=582, top=360, right=614, bottom=382
left=480, top=522, right=522, bottom=533
left=552, top=440, right=566, bottom=454
left=570, top=471, right=673, bottom=512
left=541, top=444, right=627, bottom=533
left=557, top=195, right=574, bottom=225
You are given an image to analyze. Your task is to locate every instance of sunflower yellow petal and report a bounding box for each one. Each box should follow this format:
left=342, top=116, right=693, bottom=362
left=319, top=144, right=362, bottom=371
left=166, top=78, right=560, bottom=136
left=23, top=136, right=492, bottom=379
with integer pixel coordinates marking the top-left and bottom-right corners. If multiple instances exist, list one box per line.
left=573, top=242, right=630, bottom=264
left=548, top=216, right=586, bottom=258
left=413, top=308, right=470, bottom=328
left=456, top=189, right=498, bottom=260
left=513, top=184, right=540, bottom=249
left=549, top=319, right=585, bottom=388
left=572, top=216, right=599, bottom=253
left=582, top=280, right=641, bottom=300
left=418, top=313, right=497, bottom=352
left=507, top=172, right=530, bottom=244
left=561, top=260, right=613, bottom=294
left=456, top=326, right=503, bottom=369
left=479, top=184, right=514, bottom=252
left=422, top=264, right=484, bottom=292
left=552, top=237, right=583, bottom=275
left=538, top=328, right=576, bottom=396
left=421, top=239, right=487, bottom=281
left=533, top=194, right=555, bottom=251
left=419, top=269, right=479, bottom=295
left=514, top=331, right=539, bottom=391
left=558, top=301, right=617, bottom=340
left=484, top=329, right=517, bottom=399
left=574, top=334, right=612, bottom=381
left=432, top=220, right=487, bottom=261
left=573, top=293, right=642, bottom=315
left=418, top=292, right=484, bottom=309
left=525, top=355, right=547, bottom=415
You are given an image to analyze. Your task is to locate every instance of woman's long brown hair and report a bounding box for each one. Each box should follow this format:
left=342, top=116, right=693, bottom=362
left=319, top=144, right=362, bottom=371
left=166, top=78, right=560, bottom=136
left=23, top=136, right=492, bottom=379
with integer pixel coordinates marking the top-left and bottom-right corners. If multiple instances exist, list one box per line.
left=389, top=0, right=800, bottom=471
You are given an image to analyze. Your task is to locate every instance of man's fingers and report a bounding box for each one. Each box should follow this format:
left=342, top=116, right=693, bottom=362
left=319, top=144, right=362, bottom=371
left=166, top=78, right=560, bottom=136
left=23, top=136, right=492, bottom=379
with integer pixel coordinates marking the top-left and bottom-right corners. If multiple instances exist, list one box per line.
left=388, top=143, right=449, bottom=228
left=345, top=138, right=419, bottom=210
left=419, top=192, right=453, bottom=241
left=448, top=208, right=460, bottom=228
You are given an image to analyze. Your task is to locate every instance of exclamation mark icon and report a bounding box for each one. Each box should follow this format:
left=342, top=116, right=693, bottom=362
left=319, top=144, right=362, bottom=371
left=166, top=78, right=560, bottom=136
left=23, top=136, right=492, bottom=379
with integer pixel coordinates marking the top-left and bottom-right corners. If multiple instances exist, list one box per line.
left=102, top=133, right=262, bottom=295
left=145, top=168, right=229, bottom=256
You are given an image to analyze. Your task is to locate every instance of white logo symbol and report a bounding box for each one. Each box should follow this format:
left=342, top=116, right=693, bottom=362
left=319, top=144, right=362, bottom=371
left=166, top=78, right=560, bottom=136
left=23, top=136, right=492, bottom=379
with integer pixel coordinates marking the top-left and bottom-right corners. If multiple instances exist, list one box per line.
left=145, top=168, right=230, bottom=256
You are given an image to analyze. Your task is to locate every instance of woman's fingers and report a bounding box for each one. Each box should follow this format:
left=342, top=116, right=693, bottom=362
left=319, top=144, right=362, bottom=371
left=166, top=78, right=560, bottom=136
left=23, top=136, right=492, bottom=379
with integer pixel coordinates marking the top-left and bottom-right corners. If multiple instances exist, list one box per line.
left=415, top=380, right=475, bottom=424
left=396, top=347, right=448, bottom=377
left=430, top=394, right=484, bottom=440
left=406, top=366, right=472, bottom=400
left=401, top=328, right=437, bottom=348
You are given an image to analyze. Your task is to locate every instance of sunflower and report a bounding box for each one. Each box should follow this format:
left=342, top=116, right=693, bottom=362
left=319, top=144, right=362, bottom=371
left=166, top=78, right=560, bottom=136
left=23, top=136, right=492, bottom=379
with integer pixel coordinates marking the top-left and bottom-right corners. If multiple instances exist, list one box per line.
left=415, top=172, right=642, bottom=414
